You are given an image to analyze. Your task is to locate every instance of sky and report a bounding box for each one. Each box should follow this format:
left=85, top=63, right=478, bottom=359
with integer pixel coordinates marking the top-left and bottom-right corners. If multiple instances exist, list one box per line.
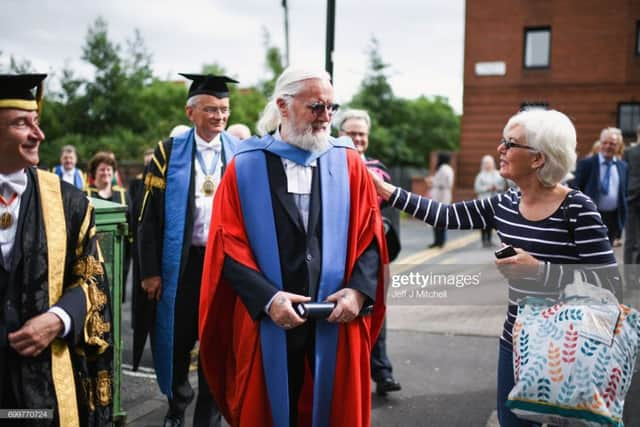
left=2, top=0, right=466, bottom=113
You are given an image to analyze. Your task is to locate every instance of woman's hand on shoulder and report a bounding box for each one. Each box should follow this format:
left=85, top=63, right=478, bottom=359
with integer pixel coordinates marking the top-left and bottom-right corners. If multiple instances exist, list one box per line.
left=367, top=168, right=396, bottom=201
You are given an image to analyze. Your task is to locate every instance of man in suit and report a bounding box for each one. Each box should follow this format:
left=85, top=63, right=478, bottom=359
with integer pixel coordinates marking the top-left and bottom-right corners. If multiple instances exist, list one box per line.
left=53, top=145, right=86, bottom=190
left=572, top=127, right=628, bottom=244
left=623, top=141, right=640, bottom=287
left=198, top=67, right=387, bottom=427
left=138, top=74, right=239, bottom=427
left=338, top=108, right=402, bottom=396
left=0, top=74, right=112, bottom=425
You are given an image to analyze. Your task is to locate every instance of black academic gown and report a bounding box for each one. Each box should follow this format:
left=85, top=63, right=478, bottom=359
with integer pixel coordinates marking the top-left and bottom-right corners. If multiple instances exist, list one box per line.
left=0, top=168, right=113, bottom=426
left=127, top=173, right=147, bottom=370
left=135, top=134, right=232, bottom=371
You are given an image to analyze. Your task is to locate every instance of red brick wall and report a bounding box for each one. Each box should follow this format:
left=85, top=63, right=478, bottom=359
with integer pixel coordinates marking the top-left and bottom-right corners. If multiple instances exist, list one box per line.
left=457, top=0, right=640, bottom=198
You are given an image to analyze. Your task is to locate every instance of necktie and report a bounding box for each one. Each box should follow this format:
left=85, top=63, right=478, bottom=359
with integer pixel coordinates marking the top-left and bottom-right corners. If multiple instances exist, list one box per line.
left=601, top=160, right=612, bottom=195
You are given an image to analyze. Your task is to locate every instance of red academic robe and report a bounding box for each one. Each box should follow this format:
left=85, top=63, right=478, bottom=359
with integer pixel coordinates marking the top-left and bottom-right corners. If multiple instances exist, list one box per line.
left=199, top=148, right=388, bottom=427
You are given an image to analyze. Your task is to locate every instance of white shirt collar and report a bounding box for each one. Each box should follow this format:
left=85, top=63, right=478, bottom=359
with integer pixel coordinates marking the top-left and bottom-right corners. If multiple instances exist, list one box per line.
left=0, top=169, right=28, bottom=197
left=194, top=131, right=221, bottom=152
left=598, top=152, right=616, bottom=164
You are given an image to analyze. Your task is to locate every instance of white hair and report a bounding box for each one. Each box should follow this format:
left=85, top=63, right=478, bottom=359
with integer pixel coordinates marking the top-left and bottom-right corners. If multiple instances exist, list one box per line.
left=256, top=67, right=332, bottom=136
left=481, top=155, right=495, bottom=168
left=337, top=108, right=371, bottom=131
left=186, top=94, right=204, bottom=108
left=504, top=109, right=577, bottom=187
left=60, top=145, right=77, bottom=155
left=599, top=127, right=622, bottom=143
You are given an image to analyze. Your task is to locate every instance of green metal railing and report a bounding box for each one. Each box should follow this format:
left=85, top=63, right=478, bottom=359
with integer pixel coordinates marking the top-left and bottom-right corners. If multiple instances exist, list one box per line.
left=91, top=198, right=127, bottom=426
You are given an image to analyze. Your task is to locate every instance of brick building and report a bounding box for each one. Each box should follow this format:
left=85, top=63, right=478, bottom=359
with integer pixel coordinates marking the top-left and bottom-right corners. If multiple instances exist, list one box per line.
left=456, top=0, right=640, bottom=199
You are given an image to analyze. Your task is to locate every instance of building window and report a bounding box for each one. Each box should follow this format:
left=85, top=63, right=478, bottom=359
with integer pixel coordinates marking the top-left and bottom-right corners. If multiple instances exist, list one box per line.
left=524, top=27, right=551, bottom=68
left=520, top=102, right=549, bottom=111
left=618, top=103, right=640, bottom=137
left=636, top=21, right=640, bottom=55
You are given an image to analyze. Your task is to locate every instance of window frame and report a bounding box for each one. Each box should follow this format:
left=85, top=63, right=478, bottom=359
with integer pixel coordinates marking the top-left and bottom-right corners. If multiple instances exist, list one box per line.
left=520, top=102, right=549, bottom=111
left=617, top=102, right=640, bottom=138
left=636, top=21, right=640, bottom=56
left=523, top=26, right=552, bottom=69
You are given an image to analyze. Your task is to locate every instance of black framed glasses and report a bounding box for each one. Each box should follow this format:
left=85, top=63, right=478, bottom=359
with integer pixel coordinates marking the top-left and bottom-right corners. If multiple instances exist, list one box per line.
left=306, top=102, right=340, bottom=116
left=499, top=138, right=537, bottom=151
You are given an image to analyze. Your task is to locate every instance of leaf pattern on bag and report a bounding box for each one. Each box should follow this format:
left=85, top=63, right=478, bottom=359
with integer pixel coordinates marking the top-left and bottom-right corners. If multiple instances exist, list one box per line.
left=548, top=342, right=564, bottom=382
left=508, top=299, right=640, bottom=424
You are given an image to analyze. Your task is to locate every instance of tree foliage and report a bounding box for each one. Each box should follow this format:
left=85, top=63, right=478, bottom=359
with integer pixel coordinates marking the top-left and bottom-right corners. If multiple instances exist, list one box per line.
left=346, top=37, right=459, bottom=167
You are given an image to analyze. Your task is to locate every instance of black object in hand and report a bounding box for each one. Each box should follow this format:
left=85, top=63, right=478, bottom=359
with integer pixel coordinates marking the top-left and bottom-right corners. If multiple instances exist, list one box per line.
left=294, top=302, right=336, bottom=319
left=294, top=302, right=375, bottom=319
left=494, top=245, right=517, bottom=259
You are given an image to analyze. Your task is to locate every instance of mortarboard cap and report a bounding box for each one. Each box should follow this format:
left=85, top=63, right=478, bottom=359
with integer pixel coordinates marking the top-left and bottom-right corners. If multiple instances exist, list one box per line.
left=179, top=73, right=238, bottom=99
left=0, top=74, right=47, bottom=112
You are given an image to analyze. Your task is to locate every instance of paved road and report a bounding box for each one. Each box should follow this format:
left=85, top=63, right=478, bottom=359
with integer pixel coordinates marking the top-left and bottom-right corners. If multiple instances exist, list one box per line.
left=119, top=217, right=640, bottom=426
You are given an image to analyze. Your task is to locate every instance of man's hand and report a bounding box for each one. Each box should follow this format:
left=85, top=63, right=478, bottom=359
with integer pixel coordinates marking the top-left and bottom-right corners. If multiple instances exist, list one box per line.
left=8, top=312, right=63, bottom=357
left=326, top=288, right=366, bottom=323
left=267, top=291, right=310, bottom=329
left=142, top=276, right=162, bottom=301
left=495, top=247, right=542, bottom=281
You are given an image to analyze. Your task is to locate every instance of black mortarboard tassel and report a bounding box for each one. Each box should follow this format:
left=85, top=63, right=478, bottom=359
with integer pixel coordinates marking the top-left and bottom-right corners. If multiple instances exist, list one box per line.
left=179, top=73, right=239, bottom=99
left=0, top=74, right=47, bottom=112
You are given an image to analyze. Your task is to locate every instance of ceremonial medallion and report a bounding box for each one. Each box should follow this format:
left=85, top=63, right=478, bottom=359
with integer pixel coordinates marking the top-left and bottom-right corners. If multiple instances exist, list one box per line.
left=202, top=176, right=216, bottom=197
left=0, top=212, right=13, bottom=229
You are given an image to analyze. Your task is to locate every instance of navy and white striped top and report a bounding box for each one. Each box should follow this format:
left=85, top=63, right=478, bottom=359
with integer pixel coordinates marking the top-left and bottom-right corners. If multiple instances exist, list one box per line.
left=390, top=187, right=622, bottom=347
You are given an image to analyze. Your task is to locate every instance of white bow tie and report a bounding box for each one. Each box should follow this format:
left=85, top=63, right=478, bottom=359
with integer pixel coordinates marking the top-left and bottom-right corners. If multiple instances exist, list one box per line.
left=197, top=140, right=221, bottom=152
left=0, top=170, right=28, bottom=197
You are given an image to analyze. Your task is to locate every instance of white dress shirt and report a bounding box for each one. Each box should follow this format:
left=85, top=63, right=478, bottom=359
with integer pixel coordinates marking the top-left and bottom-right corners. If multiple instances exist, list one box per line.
left=61, top=168, right=77, bottom=185
left=191, top=132, right=223, bottom=247
left=274, top=129, right=316, bottom=232
left=0, top=169, right=27, bottom=270
left=597, top=153, right=620, bottom=212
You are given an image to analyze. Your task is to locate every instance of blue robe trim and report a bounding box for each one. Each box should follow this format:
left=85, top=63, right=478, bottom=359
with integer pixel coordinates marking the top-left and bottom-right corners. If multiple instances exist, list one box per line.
left=54, top=165, right=84, bottom=190
left=238, top=133, right=354, bottom=163
left=154, top=128, right=194, bottom=397
left=234, top=140, right=350, bottom=427
left=153, top=129, right=240, bottom=397
left=313, top=147, right=349, bottom=427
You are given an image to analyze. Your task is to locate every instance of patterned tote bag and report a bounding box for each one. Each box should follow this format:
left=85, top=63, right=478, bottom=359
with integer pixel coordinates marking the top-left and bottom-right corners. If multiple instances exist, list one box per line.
left=508, top=271, right=640, bottom=426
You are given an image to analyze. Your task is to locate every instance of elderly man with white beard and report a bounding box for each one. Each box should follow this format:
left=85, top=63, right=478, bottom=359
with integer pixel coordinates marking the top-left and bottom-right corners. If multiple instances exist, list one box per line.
left=198, top=67, right=388, bottom=427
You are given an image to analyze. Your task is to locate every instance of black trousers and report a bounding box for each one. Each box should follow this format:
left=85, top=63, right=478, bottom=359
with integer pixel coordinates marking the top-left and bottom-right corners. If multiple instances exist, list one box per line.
left=170, top=246, right=220, bottom=427
left=433, top=227, right=447, bottom=246
left=371, top=319, right=393, bottom=382
left=286, top=323, right=315, bottom=427
left=599, top=209, right=621, bottom=243
left=481, top=227, right=493, bottom=245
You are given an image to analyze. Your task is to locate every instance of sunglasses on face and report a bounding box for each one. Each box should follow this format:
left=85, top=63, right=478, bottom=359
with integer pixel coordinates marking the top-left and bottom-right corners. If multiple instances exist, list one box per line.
left=499, top=138, right=537, bottom=151
left=306, top=102, right=340, bottom=115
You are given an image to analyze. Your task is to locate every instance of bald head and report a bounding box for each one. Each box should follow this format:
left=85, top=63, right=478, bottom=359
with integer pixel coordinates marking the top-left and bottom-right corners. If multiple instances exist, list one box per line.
left=227, top=123, right=251, bottom=141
